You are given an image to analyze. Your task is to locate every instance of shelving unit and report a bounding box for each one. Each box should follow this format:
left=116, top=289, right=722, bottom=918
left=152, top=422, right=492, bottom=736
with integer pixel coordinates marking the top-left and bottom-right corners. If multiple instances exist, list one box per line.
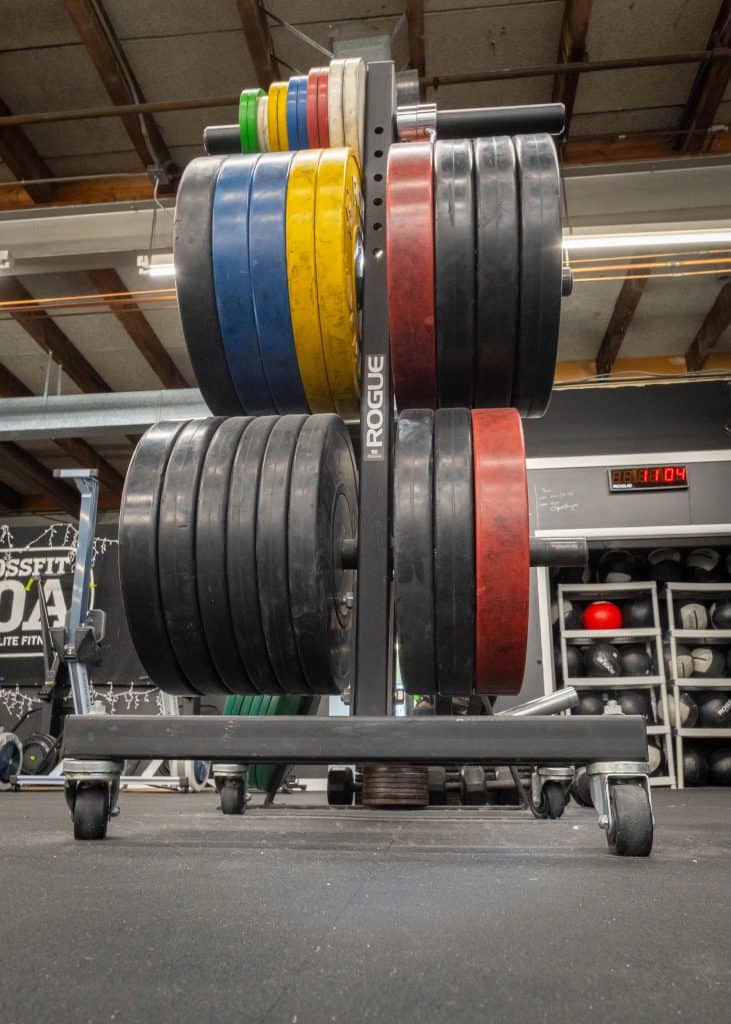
left=557, top=581, right=676, bottom=787
left=665, top=582, right=731, bottom=788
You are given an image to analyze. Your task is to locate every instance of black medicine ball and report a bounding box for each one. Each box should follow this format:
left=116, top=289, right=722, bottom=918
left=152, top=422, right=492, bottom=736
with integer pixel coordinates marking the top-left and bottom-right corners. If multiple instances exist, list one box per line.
left=620, top=643, right=653, bottom=677
left=697, top=693, right=731, bottom=728
left=691, top=647, right=726, bottom=678
left=616, top=689, right=651, bottom=718
left=584, top=642, right=622, bottom=678
left=676, top=601, right=709, bottom=630
left=623, top=596, right=654, bottom=628
left=552, top=598, right=583, bottom=631
left=597, top=549, right=642, bottom=583
left=647, top=548, right=684, bottom=584
left=685, top=548, right=722, bottom=582
left=710, top=600, right=731, bottom=630
left=662, top=640, right=693, bottom=679
left=574, top=692, right=605, bottom=715
left=727, top=648, right=731, bottom=676
left=656, top=691, right=698, bottom=728
left=708, top=747, right=731, bottom=785
left=683, top=747, right=709, bottom=787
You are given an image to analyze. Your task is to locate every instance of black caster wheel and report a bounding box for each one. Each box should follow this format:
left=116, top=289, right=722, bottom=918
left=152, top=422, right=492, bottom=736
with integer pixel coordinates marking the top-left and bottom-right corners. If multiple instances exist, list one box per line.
left=73, top=785, right=109, bottom=840
left=570, top=768, right=593, bottom=808
left=607, top=784, right=653, bottom=857
left=537, top=781, right=567, bottom=820
left=327, top=767, right=354, bottom=806
left=220, top=779, right=247, bottom=815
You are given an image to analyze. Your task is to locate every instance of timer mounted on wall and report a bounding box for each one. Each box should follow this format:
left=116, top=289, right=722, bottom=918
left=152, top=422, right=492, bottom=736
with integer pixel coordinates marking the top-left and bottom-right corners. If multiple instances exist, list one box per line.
left=608, top=466, right=689, bottom=492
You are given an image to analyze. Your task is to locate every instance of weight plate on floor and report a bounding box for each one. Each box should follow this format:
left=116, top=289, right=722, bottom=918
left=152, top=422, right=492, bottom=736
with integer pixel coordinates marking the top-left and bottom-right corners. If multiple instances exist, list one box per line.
left=315, top=148, right=362, bottom=419
left=342, top=57, right=366, bottom=166
left=386, top=143, right=436, bottom=409
left=473, top=136, right=519, bottom=408
left=21, top=732, right=57, bottom=775
left=119, top=421, right=198, bottom=695
left=286, top=150, right=335, bottom=412
left=159, top=418, right=231, bottom=694
left=394, top=411, right=436, bottom=694
left=213, top=154, right=277, bottom=414
left=257, top=415, right=311, bottom=693
left=256, top=95, right=269, bottom=151
left=267, top=81, right=288, bottom=151
left=512, top=134, right=562, bottom=417
left=306, top=69, right=321, bottom=147
left=434, top=408, right=474, bottom=695
left=239, top=88, right=264, bottom=153
left=227, top=416, right=284, bottom=694
left=174, top=157, right=242, bottom=415
left=327, top=59, right=345, bottom=146
left=472, top=408, right=529, bottom=694
left=286, top=76, right=306, bottom=150
left=316, top=68, right=330, bottom=147
left=434, top=140, right=475, bottom=407
left=197, top=417, right=260, bottom=694
left=249, top=152, right=309, bottom=412
left=289, top=415, right=358, bottom=694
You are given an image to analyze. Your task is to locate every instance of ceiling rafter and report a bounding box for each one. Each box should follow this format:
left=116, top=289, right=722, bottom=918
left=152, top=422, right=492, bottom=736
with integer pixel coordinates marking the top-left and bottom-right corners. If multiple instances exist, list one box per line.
left=675, top=0, right=731, bottom=153
left=685, top=280, right=731, bottom=371
left=236, top=0, right=277, bottom=88
left=552, top=0, right=593, bottom=140
left=406, top=1, right=426, bottom=100
left=0, top=478, right=23, bottom=511
left=86, top=268, right=187, bottom=389
left=0, top=361, right=124, bottom=495
left=0, top=442, right=79, bottom=517
left=0, top=97, right=55, bottom=204
left=63, top=0, right=174, bottom=174
left=0, top=277, right=111, bottom=394
left=595, top=270, right=651, bottom=375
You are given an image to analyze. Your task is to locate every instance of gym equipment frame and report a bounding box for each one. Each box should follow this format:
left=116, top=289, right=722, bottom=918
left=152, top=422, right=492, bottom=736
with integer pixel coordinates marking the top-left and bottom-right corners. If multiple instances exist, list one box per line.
left=62, top=62, right=653, bottom=853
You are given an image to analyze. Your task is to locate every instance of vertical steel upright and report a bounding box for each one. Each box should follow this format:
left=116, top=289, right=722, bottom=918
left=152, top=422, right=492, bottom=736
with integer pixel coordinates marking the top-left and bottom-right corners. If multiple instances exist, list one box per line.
left=353, top=62, right=397, bottom=716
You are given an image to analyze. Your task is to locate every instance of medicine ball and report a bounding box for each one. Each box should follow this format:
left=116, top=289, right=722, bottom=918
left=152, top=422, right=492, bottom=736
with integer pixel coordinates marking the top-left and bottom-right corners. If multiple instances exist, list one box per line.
left=726, top=552, right=731, bottom=578
left=561, top=644, right=583, bottom=678
left=683, top=747, right=709, bottom=787
left=727, top=648, right=731, bottom=676
left=620, top=643, right=653, bottom=677
left=686, top=547, right=722, bottom=582
left=662, top=639, right=693, bottom=679
left=710, top=600, right=731, bottom=630
left=691, top=646, right=726, bottom=678
left=574, top=692, right=605, bottom=715
left=582, top=601, right=623, bottom=631
left=584, top=642, right=622, bottom=678
left=647, top=548, right=684, bottom=584
left=647, top=740, right=664, bottom=776
left=708, top=746, right=731, bottom=785
left=656, top=691, right=698, bottom=728
left=676, top=601, right=709, bottom=630
left=597, top=549, right=642, bottom=583
left=552, top=598, right=583, bottom=630
left=697, top=693, right=731, bottom=728
left=623, top=596, right=654, bottom=629
left=616, top=689, right=651, bottom=718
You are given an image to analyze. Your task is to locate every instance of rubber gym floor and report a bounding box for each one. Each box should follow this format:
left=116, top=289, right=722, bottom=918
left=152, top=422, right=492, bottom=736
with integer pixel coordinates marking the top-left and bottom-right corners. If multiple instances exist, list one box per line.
left=2, top=788, right=729, bottom=1024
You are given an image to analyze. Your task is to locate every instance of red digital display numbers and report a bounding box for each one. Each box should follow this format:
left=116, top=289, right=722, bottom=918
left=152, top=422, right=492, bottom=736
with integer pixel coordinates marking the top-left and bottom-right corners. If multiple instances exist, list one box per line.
left=609, top=466, right=688, bottom=492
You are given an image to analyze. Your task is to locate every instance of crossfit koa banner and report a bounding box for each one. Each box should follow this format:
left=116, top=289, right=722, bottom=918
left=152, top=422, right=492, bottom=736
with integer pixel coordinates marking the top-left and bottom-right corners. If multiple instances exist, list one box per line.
left=0, top=521, right=144, bottom=689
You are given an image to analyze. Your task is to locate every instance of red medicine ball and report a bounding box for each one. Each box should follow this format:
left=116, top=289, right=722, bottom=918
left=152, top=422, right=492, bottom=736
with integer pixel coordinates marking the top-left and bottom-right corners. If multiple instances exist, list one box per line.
left=582, top=601, right=623, bottom=630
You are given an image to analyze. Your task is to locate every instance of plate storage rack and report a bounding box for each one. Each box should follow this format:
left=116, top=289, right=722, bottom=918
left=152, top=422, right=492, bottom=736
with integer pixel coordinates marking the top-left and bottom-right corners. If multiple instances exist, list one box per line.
left=557, top=581, right=676, bottom=787
left=666, top=582, right=731, bottom=789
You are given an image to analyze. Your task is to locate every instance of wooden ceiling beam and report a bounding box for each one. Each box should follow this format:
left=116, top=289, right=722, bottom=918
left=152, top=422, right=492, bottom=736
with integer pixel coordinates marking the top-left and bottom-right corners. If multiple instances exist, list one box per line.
left=552, top=0, right=593, bottom=139
left=0, top=97, right=55, bottom=204
left=0, top=277, right=111, bottom=394
left=0, top=478, right=23, bottom=511
left=0, top=361, right=124, bottom=495
left=686, top=281, right=731, bottom=371
left=406, top=1, right=426, bottom=99
left=63, top=0, right=174, bottom=173
left=675, top=1, right=731, bottom=154
left=595, top=271, right=651, bottom=375
left=86, top=268, right=187, bottom=389
left=0, top=443, right=78, bottom=517
left=236, top=0, right=277, bottom=88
